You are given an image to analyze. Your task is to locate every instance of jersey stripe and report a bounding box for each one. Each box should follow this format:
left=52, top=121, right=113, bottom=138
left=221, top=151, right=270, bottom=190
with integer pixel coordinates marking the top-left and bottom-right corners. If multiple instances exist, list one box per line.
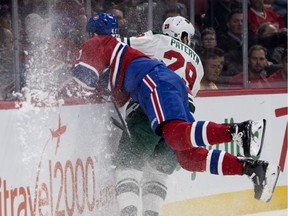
left=151, top=90, right=164, bottom=123
left=194, top=121, right=205, bottom=147
left=206, top=150, right=224, bottom=175
left=190, top=123, right=196, bottom=147
left=143, top=75, right=165, bottom=123
left=218, top=151, right=225, bottom=176
left=110, top=42, right=127, bottom=89
left=191, top=121, right=212, bottom=147
left=126, top=38, right=130, bottom=46
left=202, top=121, right=210, bottom=146
left=110, top=42, right=122, bottom=65
left=122, top=37, right=130, bottom=46
left=143, top=74, right=156, bottom=91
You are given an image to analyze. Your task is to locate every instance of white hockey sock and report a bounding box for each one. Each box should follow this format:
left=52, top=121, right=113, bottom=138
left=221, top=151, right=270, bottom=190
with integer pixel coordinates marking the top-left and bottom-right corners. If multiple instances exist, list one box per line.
left=115, top=168, right=142, bottom=216
left=141, top=163, right=169, bottom=216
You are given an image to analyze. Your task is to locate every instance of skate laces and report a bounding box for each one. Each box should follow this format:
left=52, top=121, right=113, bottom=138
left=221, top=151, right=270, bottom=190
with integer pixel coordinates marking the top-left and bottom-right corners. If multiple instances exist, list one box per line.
left=231, top=126, right=243, bottom=146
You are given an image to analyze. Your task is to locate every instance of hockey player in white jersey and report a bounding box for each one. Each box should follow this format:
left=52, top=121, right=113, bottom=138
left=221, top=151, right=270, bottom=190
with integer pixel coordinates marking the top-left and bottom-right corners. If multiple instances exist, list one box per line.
left=115, top=17, right=201, bottom=216
left=122, top=16, right=202, bottom=99
left=111, top=16, right=279, bottom=216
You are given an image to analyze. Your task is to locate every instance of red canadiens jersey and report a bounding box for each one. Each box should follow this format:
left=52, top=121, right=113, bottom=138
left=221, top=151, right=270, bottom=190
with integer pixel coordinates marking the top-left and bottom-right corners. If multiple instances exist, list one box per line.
left=73, top=35, right=147, bottom=106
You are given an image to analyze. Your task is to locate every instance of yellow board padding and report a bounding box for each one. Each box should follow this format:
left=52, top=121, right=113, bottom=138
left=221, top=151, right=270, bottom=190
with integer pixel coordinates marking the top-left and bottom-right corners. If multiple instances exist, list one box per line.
left=160, top=185, right=287, bottom=216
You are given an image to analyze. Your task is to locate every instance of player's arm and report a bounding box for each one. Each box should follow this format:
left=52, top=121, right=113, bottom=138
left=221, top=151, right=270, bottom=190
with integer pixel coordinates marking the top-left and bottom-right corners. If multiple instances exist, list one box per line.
left=73, top=63, right=100, bottom=90
left=73, top=46, right=100, bottom=90
left=121, top=31, right=157, bottom=57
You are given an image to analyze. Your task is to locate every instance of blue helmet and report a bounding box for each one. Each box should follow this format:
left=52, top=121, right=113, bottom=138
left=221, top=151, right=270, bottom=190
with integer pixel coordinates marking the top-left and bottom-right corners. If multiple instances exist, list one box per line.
left=87, top=12, right=119, bottom=36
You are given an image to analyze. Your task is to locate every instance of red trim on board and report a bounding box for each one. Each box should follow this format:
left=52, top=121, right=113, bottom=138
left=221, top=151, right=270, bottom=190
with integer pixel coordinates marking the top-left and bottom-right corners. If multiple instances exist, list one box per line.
left=196, top=88, right=288, bottom=97
left=275, top=107, right=288, bottom=117
left=0, top=88, right=287, bottom=110
left=0, top=97, right=108, bottom=110
left=279, top=123, right=288, bottom=172
left=0, top=101, right=18, bottom=110
left=275, top=107, right=288, bottom=172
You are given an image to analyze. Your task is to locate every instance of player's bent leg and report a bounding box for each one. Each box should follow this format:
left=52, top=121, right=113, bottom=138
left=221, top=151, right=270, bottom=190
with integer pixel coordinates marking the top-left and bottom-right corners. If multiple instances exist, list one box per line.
left=229, top=120, right=266, bottom=157
left=161, top=120, right=232, bottom=151
left=114, top=104, right=162, bottom=171
left=148, top=138, right=178, bottom=175
left=241, top=157, right=280, bottom=202
left=141, top=163, right=169, bottom=216
left=140, top=139, right=178, bottom=216
left=175, top=148, right=280, bottom=202
left=115, top=168, right=142, bottom=216
left=114, top=103, right=164, bottom=216
left=161, top=119, right=266, bottom=157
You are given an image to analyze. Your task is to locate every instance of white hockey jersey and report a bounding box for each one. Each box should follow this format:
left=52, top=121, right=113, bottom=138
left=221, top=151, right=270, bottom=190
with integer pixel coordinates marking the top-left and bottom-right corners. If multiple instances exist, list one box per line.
left=122, top=31, right=204, bottom=98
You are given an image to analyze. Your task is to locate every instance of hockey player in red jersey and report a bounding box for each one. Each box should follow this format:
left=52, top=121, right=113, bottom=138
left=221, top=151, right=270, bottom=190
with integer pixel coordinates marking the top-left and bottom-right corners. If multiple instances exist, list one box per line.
left=73, top=13, right=280, bottom=215
left=112, top=16, right=281, bottom=215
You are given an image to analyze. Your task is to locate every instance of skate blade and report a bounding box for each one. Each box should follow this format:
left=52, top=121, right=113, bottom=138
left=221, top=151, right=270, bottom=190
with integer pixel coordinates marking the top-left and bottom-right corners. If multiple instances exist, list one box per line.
left=260, top=164, right=280, bottom=202
left=251, top=119, right=266, bottom=157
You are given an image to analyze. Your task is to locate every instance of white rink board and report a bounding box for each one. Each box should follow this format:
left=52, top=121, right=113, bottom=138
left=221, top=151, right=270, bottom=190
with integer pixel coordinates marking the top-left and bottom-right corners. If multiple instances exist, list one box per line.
left=0, top=102, right=122, bottom=216
left=0, top=92, right=287, bottom=215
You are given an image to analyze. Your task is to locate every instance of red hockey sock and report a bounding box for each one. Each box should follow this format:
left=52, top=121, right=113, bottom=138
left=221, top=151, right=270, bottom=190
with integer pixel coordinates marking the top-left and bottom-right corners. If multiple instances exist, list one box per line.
left=221, top=153, right=244, bottom=175
left=161, top=120, right=232, bottom=151
left=206, top=122, right=231, bottom=144
left=175, top=148, right=244, bottom=175
left=175, top=147, right=208, bottom=172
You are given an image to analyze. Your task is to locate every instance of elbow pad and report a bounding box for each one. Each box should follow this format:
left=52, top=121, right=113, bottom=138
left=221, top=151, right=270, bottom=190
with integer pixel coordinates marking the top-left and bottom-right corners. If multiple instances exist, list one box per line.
left=73, top=63, right=99, bottom=90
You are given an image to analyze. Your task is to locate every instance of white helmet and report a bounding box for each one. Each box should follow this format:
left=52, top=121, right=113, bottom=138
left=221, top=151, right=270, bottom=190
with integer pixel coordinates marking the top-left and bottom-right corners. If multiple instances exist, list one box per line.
left=162, top=16, right=195, bottom=46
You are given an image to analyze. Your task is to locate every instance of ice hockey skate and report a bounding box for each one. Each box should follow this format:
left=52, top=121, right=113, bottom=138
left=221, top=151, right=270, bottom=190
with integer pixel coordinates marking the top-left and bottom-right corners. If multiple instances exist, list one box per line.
left=229, top=119, right=266, bottom=157
left=242, top=158, right=280, bottom=202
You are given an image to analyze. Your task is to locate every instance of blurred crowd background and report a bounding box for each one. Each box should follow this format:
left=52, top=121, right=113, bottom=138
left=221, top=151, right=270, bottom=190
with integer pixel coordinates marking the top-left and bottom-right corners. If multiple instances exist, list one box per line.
left=0, top=0, right=287, bottom=100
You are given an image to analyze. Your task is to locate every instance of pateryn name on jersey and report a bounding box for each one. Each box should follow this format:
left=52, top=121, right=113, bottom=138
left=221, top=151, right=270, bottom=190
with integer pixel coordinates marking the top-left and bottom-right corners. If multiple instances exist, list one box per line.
left=170, top=38, right=200, bottom=65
